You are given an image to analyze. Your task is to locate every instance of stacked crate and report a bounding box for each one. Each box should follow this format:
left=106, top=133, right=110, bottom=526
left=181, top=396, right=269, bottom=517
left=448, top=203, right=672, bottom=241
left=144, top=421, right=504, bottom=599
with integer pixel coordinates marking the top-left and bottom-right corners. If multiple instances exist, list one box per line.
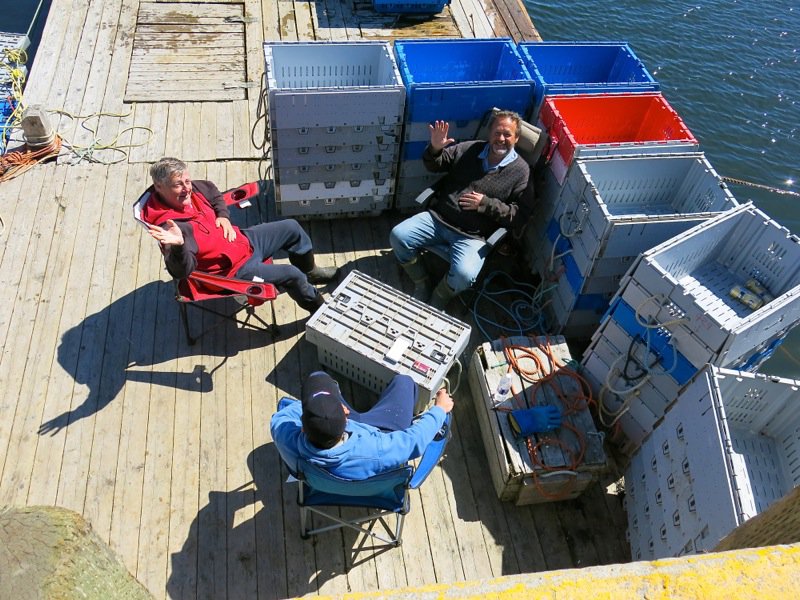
left=538, top=92, right=698, bottom=186
left=517, top=41, right=660, bottom=120
left=373, top=0, right=450, bottom=13
left=392, top=38, right=534, bottom=211
left=264, top=41, right=405, bottom=219
left=468, top=336, right=607, bottom=505
left=625, top=364, right=800, bottom=560
left=580, top=203, right=800, bottom=452
left=305, top=270, right=471, bottom=414
left=526, top=153, right=738, bottom=340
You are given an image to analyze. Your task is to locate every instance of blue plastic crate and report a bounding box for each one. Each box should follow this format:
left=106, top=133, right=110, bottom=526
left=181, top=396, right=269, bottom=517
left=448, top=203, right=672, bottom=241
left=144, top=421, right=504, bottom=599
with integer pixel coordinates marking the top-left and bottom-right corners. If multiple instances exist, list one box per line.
left=394, top=38, right=535, bottom=122
left=373, top=0, right=449, bottom=13
left=518, top=41, right=659, bottom=118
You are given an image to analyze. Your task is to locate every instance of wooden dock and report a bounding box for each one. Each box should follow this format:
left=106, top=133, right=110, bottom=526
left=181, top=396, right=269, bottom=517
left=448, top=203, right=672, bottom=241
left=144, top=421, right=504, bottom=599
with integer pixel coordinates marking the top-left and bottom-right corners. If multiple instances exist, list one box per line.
left=0, top=1, right=628, bottom=598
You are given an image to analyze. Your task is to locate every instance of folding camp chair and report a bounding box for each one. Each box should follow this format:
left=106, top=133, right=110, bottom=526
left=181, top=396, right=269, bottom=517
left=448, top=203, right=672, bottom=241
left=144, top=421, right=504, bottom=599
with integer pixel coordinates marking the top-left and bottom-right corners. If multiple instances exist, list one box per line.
left=133, top=182, right=280, bottom=345
left=279, top=398, right=452, bottom=548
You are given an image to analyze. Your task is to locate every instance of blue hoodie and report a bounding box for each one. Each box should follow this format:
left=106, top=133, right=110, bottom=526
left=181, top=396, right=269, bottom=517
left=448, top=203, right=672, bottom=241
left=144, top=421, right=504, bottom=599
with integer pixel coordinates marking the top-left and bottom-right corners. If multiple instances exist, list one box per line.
left=271, top=399, right=446, bottom=480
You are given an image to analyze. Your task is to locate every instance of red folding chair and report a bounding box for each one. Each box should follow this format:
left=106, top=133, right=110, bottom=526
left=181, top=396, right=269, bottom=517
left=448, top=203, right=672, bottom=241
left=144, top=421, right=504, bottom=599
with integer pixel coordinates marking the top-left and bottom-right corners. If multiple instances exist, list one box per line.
left=134, top=182, right=280, bottom=345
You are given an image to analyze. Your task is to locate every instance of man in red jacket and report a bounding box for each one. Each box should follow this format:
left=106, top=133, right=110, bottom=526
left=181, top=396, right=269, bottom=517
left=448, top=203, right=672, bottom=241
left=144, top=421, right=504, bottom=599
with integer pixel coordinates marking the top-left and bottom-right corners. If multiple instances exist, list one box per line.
left=141, top=156, right=338, bottom=313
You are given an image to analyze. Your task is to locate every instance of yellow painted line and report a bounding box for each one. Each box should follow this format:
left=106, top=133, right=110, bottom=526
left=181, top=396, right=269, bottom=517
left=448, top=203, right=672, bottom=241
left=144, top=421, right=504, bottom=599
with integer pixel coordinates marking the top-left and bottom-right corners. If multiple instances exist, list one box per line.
left=309, top=543, right=800, bottom=600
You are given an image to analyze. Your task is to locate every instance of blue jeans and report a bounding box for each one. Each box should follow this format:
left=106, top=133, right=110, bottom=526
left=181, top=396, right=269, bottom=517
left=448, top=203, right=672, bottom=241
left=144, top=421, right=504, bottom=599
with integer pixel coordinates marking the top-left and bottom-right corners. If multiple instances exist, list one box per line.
left=235, top=220, right=317, bottom=304
left=390, top=211, right=490, bottom=293
left=345, top=375, right=416, bottom=431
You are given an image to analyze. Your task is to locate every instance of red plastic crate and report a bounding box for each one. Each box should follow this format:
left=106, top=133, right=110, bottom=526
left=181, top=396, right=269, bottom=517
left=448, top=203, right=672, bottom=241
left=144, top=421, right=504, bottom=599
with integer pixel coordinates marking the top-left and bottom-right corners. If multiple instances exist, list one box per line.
left=540, top=93, right=697, bottom=168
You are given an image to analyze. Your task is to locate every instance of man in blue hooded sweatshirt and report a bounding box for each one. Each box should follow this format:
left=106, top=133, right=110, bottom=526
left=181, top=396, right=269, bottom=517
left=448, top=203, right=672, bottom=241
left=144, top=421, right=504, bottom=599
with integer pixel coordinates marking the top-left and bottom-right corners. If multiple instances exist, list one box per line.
left=271, top=371, right=453, bottom=480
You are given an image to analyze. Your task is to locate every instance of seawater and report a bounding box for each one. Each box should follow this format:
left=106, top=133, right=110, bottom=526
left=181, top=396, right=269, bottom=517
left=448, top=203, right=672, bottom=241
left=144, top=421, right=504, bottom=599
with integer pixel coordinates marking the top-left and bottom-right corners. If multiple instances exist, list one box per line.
left=1, top=0, right=50, bottom=64
left=526, top=0, right=800, bottom=378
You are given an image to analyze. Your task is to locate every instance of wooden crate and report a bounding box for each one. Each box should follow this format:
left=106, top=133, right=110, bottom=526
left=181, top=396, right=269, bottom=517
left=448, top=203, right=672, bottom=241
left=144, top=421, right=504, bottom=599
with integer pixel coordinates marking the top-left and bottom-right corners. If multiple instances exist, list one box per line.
left=468, top=335, right=607, bottom=505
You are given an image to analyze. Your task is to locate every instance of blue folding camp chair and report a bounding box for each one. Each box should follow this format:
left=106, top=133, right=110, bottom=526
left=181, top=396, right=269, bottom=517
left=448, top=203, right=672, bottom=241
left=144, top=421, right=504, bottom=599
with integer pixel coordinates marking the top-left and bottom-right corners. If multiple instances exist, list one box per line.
left=279, top=398, right=451, bottom=548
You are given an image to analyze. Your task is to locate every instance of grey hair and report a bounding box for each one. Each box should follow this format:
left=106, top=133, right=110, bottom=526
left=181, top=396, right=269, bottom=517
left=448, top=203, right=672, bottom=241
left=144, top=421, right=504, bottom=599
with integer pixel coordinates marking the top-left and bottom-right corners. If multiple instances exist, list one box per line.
left=150, top=157, right=188, bottom=185
left=490, top=110, right=522, bottom=134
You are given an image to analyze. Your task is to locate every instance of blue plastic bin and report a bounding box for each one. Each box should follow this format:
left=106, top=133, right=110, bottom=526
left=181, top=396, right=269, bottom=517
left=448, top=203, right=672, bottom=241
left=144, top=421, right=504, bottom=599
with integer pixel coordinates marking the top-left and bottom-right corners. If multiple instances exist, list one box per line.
left=394, top=38, right=535, bottom=122
left=373, top=0, right=449, bottom=13
left=518, top=41, right=659, bottom=118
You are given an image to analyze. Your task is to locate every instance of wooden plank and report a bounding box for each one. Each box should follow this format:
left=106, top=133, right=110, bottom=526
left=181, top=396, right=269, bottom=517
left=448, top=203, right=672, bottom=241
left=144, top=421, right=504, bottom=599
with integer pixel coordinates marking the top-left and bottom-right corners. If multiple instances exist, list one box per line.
left=447, top=365, right=522, bottom=574
left=0, top=170, right=45, bottom=357
left=49, top=0, right=105, bottom=152
left=214, top=102, right=236, bottom=159
left=139, top=2, right=242, bottom=21
left=196, top=103, right=218, bottom=161
left=276, top=0, right=300, bottom=40
left=181, top=102, right=203, bottom=161
left=294, top=0, right=317, bottom=40
left=131, top=47, right=245, bottom=58
left=71, top=163, right=136, bottom=546
left=160, top=102, right=183, bottom=159
left=232, top=99, right=255, bottom=159
left=107, top=163, right=160, bottom=576
left=22, top=166, right=91, bottom=509
left=136, top=23, right=245, bottom=34
left=23, top=0, right=76, bottom=104
left=0, top=165, right=66, bottom=506
left=145, top=104, right=170, bottom=162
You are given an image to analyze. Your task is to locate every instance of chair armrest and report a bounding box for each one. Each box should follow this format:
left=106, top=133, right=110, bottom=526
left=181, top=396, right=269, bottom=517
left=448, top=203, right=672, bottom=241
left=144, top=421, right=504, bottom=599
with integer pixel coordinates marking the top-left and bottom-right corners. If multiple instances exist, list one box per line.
left=486, top=227, right=508, bottom=248
left=414, top=187, right=436, bottom=206
left=409, top=414, right=452, bottom=489
left=278, top=397, right=298, bottom=411
left=186, top=271, right=278, bottom=301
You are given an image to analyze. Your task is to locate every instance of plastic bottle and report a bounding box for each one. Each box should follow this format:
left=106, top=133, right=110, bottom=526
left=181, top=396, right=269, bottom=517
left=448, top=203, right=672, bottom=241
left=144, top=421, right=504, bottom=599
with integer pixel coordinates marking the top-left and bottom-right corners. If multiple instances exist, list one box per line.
left=494, top=374, right=512, bottom=403
left=729, top=285, right=763, bottom=310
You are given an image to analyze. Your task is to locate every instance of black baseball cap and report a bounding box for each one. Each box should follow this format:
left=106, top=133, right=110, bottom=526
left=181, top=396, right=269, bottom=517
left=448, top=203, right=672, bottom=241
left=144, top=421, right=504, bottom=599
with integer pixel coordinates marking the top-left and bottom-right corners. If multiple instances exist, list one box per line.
left=301, top=371, right=347, bottom=449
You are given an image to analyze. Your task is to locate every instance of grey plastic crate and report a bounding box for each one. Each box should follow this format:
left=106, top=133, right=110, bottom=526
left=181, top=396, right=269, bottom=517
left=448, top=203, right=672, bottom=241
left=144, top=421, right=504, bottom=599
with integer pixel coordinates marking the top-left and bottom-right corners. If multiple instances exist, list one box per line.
left=305, top=270, right=471, bottom=413
left=275, top=161, right=396, bottom=185
left=271, top=141, right=401, bottom=168
left=619, top=202, right=800, bottom=367
left=275, top=194, right=392, bottom=219
left=264, top=41, right=406, bottom=129
left=393, top=172, right=441, bottom=211
left=558, top=154, right=737, bottom=276
left=276, top=178, right=394, bottom=202
left=625, top=364, right=800, bottom=560
left=270, top=123, right=402, bottom=150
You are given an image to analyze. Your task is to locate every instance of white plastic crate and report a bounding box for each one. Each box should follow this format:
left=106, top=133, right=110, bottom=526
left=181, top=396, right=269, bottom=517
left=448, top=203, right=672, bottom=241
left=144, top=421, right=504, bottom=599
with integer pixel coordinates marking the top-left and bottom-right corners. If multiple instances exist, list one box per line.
left=271, top=142, right=400, bottom=168
left=276, top=178, right=394, bottom=201
left=468, top=336, right=607, bottom=505
left=264, top=41, right=406, bottom=129
left=275, top=161, right=396, bottom=185
left=579, top=333, right=660, bottom=451
left=275, top=195, right=392, bottom=219
left=270, top=123, right=401, bottom=149
left=554, top=154, right=737, bottom=277
left=305, top=271, right=471, bottom=413
left=393, top=172, right=440, bottom=211
left=618, top=202, right=800, bottom=368
left=625, top=364, right=800, bottom=560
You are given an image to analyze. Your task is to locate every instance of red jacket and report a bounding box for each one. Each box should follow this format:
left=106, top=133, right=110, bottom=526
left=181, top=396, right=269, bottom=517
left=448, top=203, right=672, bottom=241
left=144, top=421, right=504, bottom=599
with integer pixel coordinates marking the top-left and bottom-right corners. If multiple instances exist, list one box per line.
left=141, top=180, right=252, bottom=279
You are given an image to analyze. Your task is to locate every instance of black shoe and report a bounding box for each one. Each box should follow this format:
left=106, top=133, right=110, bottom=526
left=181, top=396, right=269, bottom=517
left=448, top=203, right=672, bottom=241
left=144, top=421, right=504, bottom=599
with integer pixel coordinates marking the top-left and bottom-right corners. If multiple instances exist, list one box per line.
left=306, top=265, right=339, bottom=285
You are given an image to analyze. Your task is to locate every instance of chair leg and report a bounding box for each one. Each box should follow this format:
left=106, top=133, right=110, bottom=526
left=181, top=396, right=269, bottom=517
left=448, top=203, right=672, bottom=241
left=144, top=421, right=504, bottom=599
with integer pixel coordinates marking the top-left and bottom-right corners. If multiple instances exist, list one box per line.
left=179, top=302, right=197, bottom=346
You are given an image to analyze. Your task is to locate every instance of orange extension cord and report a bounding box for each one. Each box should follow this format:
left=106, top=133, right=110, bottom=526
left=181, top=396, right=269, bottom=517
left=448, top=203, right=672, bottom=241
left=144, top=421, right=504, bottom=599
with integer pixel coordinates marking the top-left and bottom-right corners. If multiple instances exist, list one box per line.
left=497, top=336, right=597, bottom=501
left=0, top=135, right=62, bottom=182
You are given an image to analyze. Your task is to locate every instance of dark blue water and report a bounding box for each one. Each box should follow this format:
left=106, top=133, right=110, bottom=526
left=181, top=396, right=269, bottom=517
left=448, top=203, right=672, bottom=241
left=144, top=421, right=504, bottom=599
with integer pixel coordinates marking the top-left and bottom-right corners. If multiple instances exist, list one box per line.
left=1, top=0, right=50, bottom=65
left=526, top=0, right=800, bottom=378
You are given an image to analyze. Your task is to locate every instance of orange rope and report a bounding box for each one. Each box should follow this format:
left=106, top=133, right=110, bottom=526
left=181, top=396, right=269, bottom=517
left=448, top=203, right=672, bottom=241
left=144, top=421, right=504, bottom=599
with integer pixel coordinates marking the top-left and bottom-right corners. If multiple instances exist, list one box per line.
left=498, top=336, right=597, bottom=501
left=0, top=135, right=62, bottom=182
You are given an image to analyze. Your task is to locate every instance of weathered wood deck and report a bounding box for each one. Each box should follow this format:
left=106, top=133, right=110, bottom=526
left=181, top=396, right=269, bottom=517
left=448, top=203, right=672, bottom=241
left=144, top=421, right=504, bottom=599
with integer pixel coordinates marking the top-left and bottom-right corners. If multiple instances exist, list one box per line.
left=0, top=1, right=628, bottom=598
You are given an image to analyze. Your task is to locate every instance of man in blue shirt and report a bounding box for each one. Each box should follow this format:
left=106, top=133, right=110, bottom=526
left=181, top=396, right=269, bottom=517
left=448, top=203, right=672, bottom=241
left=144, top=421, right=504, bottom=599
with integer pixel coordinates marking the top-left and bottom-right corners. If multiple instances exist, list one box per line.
left=271, top=371, right=454, bottom=480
